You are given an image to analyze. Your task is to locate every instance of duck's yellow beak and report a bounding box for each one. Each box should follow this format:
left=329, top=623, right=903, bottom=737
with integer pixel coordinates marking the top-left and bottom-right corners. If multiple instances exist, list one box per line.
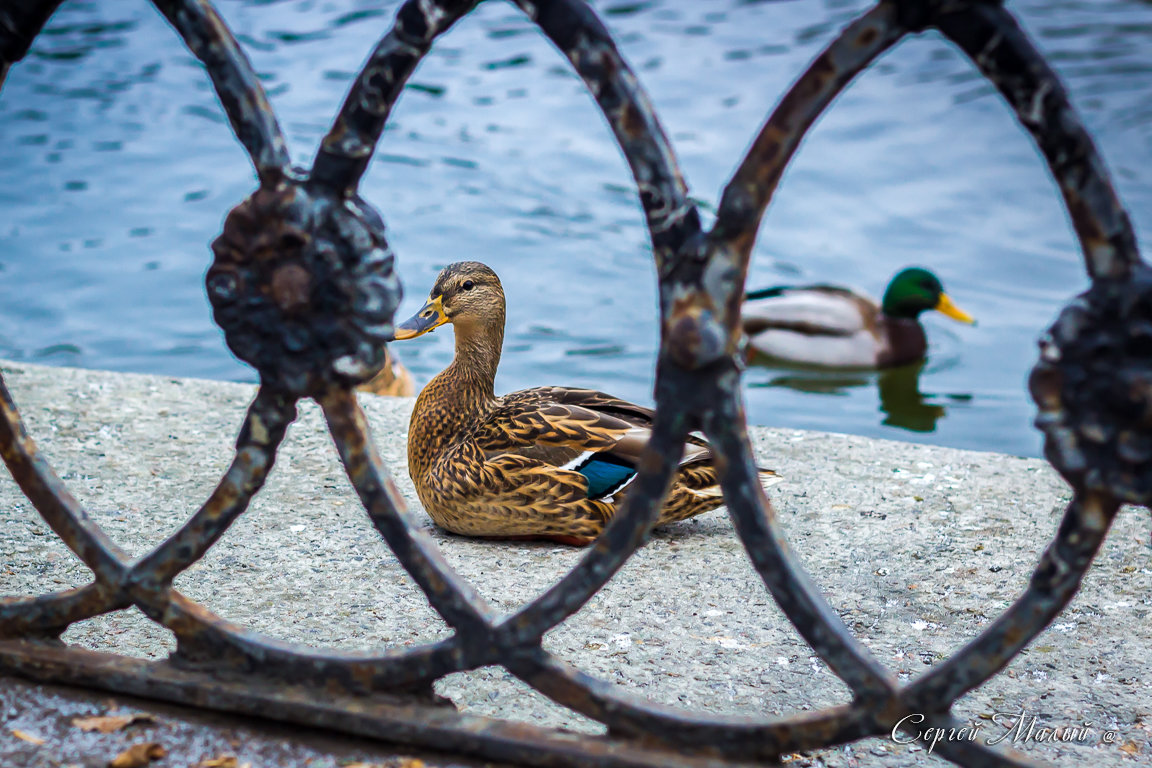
left=393, top=294, right=448, bottom=340
left=934, top=293, right=975, bottom=325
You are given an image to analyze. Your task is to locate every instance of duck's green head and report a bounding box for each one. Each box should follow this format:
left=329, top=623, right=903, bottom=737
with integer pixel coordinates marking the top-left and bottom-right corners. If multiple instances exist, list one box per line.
left=881, top=267, right=975, bottom=324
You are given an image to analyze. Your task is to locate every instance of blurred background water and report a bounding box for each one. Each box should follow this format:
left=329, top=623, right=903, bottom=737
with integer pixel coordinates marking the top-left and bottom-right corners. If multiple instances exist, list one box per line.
left=2, top=0, right=1151, bottom=457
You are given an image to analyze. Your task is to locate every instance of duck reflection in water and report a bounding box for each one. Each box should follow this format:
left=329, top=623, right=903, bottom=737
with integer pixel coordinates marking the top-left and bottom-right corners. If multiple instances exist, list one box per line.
left=748, top=358, right=973, bottom=434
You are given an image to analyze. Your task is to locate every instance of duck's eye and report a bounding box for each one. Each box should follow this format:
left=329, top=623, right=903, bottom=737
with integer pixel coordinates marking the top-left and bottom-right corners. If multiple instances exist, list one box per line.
left=462, top=280, right=475, bottom=291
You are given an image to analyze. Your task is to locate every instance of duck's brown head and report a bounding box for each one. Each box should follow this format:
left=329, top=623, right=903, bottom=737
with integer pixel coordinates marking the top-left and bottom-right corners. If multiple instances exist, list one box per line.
left=391, top=261, right=505, bottom=340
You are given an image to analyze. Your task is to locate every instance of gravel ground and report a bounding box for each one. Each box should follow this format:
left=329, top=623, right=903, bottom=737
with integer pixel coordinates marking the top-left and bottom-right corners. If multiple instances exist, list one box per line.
left=1, top=359, right=1151, bottom=767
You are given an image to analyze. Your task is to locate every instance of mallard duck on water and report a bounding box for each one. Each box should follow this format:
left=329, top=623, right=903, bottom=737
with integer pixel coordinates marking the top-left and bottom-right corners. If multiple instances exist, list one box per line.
left=388, top=261, right=781, bottom=546
left=742, top=267, right=975, bottom=369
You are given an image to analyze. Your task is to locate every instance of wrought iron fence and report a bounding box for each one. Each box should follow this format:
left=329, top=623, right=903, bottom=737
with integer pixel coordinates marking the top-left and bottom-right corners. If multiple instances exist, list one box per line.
left=0, top=0, right=1144, bottom=766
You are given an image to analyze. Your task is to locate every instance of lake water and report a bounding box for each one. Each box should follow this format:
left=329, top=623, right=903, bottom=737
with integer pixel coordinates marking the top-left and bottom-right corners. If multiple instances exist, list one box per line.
left=2, top=0, right=1151, bottom=458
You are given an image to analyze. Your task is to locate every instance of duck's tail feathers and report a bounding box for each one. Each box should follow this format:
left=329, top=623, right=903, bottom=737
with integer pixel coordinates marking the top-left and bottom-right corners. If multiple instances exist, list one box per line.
left=688, top=468, right=782, bottom=501
left=758, top=468, right=784, bottom=490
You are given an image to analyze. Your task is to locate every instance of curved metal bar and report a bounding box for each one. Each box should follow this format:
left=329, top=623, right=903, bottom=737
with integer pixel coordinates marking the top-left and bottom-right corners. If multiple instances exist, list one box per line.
left=0, top=372, right=128, bottom=584
left=514, top=0, right=701, bottom=275
left=462, top=0, right=711, bottom=643
left=660, top=4, right=902, bottom=372
left=151, top=0, right=291, bottom=183
left=0, top=583, right=129, bottom=638
left=701, top=367, right=899, bottom=701
left=158, top=592, right=481, bottom=693
left=310, top=0, right=478, bottom=193
left=902, top=490, right=1118, bottom=709
left=0, top=1, right=1145, bottom=765
left=934, top=1, right=1141, bottom=281
left=127, top=387, right=296, bottom=591
left=0, top=0, right=69, bottom=93
left=508, top=648, right=882, bottom=760
left=711, top=2, right=902, bottom=272
left=493, top=363, right=688, bottom=647
left=319, top=388, right=496, bottom=636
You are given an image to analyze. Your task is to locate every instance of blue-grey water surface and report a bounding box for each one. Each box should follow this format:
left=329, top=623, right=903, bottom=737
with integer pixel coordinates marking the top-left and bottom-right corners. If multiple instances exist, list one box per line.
left=3, top=0, right=1152, bottom=457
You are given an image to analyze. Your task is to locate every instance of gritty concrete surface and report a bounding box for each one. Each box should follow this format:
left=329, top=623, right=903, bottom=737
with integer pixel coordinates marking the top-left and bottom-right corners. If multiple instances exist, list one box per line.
left=1, top=359, right=1150, bottom=767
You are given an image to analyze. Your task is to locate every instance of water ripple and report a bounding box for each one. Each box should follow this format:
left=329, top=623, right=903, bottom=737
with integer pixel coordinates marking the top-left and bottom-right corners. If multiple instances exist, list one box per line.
left=2, top=0, right=1152, bottom=457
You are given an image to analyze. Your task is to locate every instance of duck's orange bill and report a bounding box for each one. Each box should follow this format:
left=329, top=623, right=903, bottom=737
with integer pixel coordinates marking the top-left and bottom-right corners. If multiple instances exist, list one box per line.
left=934, top=293, right=975, bottom=325
left=393, top=294, right=448, bottom=340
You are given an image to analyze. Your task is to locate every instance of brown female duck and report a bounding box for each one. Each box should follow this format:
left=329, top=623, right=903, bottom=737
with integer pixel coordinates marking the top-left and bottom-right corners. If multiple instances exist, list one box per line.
left=389, top=261, right=781, bottom=546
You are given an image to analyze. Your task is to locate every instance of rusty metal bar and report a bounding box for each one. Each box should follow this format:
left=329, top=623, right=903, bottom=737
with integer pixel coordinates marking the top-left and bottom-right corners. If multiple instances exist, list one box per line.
left=508, top=648, right=883, bottom=760
left=127, top=387, right=297, bottom=592
left=934, top=0, right=1140, bottom=282
left=159, top=592, right=480, bottom=693
left=0, top=373, right=128, bottom=585
left=311, top=0, right=478, bottom=193
left=1, top=0, right=1148, bottom=766
left=478, top=0, right=712, bottom=652
left=903, top=491, right=1119, bottom=709
left=0, top=583, right=128, bottom=640
left=0, top=0, right=68, bottom=93
left=493, top=370, right=686, bottom=648
left=151, top=0, right=291, bottom=183
left=711, top=2, right=902, bottom=271
left=321, top=388, right=498, bottom=634
left=0, top=639, right=733, bottom=768
left=513, top=0, right=701, bottom=275
left=701, top=373, right=899, bottom=701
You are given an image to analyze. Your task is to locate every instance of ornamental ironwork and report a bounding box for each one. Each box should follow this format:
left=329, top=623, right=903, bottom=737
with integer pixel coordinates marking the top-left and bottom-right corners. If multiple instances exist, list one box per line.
left=0, top=1, right=1141, bottom=766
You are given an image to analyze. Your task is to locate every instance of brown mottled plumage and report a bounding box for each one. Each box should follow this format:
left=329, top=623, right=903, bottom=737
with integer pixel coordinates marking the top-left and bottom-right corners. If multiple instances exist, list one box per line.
left=390, top=261, right=781, bottom=546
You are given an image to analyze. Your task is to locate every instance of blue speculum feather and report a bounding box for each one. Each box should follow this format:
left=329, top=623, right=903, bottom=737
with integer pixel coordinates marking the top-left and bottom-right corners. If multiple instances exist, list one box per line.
left=575, top=454, right=636, bottom=499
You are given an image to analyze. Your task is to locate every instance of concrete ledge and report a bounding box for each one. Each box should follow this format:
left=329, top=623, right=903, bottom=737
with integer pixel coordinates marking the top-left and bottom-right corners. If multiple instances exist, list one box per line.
left=1, top=360, right=1150, bottom=766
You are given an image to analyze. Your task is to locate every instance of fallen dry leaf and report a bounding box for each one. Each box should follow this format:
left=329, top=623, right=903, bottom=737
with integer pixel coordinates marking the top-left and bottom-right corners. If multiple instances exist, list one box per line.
left=197, top=756, right=238, bottom=768
left=11, top=729, right=46, bottom=745
left=1120, top=741, right=1140, bottom=756
left=108, top=741, right=166, bottom=768
left=73, top=714, right=155, bottom=733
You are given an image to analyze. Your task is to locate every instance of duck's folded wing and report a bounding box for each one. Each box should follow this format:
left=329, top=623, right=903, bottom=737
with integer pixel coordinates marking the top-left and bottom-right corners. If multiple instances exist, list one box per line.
left=475, top=398, right=632, bottom=450
left=491, top=387, right=711, bottom=450
left=503, top=387, right=656, bottom=426
left=475, top=394, right=716, bottom=501
left=474, top=397, right=656, bottom=500
left=742, top=288, right=874, bottom=337
left=543, top=387, right=656, bottom=424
